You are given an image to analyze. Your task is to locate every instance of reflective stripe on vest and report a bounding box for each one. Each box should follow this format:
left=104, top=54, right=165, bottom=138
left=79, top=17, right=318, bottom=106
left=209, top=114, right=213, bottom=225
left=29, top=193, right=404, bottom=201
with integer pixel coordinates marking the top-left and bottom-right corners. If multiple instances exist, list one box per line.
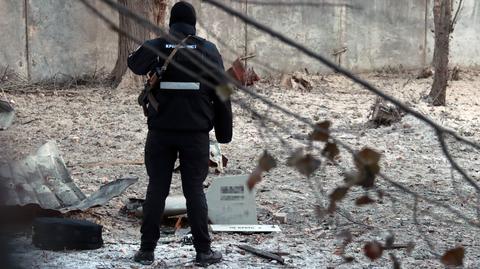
left=159, top=82, right=200, bottom=90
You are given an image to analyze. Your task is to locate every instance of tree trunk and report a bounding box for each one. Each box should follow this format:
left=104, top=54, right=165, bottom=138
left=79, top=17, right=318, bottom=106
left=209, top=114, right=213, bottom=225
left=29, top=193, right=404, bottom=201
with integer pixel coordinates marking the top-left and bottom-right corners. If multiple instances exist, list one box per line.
left=428, top=0, right=452, bottom=106
left=111, top=0, right=167, bottom=88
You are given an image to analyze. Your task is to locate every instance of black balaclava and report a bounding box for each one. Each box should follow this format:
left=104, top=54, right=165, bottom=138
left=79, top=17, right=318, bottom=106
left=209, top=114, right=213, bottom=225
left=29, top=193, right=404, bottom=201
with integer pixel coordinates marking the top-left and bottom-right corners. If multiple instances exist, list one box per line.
left=169, top=1, right=196, bottom=27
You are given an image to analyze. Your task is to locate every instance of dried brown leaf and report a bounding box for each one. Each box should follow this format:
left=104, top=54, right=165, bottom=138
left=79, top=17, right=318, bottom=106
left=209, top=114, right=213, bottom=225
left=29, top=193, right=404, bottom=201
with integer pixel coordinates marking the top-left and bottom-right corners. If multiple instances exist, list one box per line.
left=322, top=142, right=340, bottom=160
left=363, top=241, right=384, bottom=260
left=327, top=200, right=336, bottom=214
left=355, top=195, right=375, bottom=206
left=286, top=148, right=304, bottom=167
left=441, top=246, right=464, bottom=266
left=343, top=170, right=358, bottom=186
left=330, top=187, right=349, bottom=202
left=215, top=84, right=234, bottom=101
left=314, top=205, right=327, bottom=219
left=295, top=154, right=321, bottom=177
left=258, top=150, right=277, bottom=172
left=355, top=148, right=381, bottom=166
left=310, top=120, right=331, bottom=142
left=246, top=167, right=262, bottom=191
left=354, top=148, right=381, bottom=188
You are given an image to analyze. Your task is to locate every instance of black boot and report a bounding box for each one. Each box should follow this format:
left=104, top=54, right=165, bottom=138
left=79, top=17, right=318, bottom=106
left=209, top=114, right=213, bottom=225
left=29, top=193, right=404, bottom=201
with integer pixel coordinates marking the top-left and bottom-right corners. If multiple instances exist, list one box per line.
left=195, top=249, right=222, bottom=267
left=134, top=249, right=154, bottom=265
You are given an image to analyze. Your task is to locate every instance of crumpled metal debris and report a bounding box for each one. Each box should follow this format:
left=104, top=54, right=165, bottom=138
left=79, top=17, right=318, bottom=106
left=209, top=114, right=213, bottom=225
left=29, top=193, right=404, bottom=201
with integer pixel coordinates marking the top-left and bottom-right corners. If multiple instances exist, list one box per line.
left=0, top=140, right=137, bottom=213
left=227, top=57, right=260, bottom=86
left=0, top=100, right=15, bottom=130
left=120, top=195, right=187, bottom=218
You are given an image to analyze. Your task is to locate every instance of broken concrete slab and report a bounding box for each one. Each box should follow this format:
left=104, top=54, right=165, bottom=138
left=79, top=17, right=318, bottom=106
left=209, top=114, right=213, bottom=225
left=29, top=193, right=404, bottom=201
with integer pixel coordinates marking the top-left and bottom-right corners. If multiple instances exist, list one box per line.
left=206, top=175, right=257, bottom=224
left=0, top=140, right=137, bottom=214
left=0, top=100, right=14, bottom=130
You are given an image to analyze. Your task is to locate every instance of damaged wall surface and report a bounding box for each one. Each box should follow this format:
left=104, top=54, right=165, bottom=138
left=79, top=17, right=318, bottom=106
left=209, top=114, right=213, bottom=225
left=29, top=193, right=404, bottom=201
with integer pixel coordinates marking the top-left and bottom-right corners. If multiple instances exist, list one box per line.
left=1, top=0, right=480, bottom=81
left=0, top=0, right=118, bottom=82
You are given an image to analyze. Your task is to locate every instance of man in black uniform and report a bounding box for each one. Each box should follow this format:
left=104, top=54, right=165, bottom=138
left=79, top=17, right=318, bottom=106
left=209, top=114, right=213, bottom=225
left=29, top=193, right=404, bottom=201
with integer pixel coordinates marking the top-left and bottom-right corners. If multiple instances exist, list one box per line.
left=127, top=1, right=232, bottom=266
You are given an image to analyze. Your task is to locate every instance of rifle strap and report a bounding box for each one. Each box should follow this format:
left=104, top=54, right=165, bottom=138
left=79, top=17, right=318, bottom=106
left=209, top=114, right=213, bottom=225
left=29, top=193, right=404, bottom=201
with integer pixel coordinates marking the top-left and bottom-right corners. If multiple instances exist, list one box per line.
left=147, top=35, right=193, bottom=112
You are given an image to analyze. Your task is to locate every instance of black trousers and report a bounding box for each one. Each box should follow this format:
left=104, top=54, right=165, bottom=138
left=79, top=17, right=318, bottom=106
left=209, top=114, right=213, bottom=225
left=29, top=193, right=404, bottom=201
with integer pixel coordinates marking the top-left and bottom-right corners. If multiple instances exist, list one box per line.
left=140, top=130, right=211, bottom=252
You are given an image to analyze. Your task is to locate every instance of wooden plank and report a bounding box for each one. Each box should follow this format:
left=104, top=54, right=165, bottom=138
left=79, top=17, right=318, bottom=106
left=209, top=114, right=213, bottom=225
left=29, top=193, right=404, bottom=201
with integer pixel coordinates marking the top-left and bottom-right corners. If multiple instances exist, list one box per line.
left=238, top=244, right=285, bottom=264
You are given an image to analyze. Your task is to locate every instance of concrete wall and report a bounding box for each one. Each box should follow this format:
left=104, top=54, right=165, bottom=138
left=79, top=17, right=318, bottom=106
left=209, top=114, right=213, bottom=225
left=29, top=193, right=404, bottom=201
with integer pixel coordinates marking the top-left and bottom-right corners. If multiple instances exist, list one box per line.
left=0, top=0, right=28, bottom=78
left=0, top=0, right=117, bottom=82
left=26, top=0, right=118, bottom=81
left=1, top=0, right=479, bottom=81
left=345, top=0, right=428, bottom=71
left=246, top=3, right=339, bottom=73
left=173, top=0, right=480, bottom=73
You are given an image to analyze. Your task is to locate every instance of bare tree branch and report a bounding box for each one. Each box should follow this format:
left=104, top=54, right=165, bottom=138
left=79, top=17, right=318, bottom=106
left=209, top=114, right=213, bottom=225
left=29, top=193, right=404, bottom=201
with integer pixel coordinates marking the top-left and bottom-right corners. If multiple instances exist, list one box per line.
left=451, top=0, right=464, bottom=31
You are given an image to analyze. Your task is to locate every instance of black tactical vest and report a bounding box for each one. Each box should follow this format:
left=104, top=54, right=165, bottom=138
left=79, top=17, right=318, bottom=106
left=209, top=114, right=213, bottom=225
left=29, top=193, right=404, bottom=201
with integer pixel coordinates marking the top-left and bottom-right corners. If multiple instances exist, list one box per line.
left=146, top=37, right=216, bottom=132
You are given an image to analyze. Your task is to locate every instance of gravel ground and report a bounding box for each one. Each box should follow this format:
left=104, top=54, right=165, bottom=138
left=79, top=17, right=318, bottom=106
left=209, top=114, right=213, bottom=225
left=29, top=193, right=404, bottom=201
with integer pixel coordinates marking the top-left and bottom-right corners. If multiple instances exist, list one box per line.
left=1, top=70, right=480, bottom=268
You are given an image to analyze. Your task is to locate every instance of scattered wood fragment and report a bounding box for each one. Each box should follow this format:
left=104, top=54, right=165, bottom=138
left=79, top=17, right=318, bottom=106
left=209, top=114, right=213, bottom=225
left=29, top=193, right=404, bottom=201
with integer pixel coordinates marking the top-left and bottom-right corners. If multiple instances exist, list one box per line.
left=280, top=187, right=303, bottom=194
left=383, top=244, right=413, bottom=250
left=280, top=72, right=313, bottom=91
left=174, top=215, right=185, bottom=230
left=416, top=67, right=433, bottom=79
left=237, top=244, right=285, bottom=264
left=239, top=54, right=256, bottom=61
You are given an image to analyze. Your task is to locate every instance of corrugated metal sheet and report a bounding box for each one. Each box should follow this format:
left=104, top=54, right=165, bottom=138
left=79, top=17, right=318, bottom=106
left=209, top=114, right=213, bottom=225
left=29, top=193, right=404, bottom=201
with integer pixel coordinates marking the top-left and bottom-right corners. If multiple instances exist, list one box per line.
left=0, top=141, right=137, bottom=213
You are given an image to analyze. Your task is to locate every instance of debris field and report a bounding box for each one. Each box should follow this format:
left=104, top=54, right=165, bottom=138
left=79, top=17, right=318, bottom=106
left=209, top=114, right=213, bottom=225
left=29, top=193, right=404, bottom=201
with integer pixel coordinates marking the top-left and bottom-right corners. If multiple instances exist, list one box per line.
left=1, top=70, right=480, bottom=268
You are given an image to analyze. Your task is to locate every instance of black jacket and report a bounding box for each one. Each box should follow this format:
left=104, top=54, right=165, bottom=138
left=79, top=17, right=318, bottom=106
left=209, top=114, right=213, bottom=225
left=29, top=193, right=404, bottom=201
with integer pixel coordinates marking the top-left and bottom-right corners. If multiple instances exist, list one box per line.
left=127, top=23, right=232, bottom=143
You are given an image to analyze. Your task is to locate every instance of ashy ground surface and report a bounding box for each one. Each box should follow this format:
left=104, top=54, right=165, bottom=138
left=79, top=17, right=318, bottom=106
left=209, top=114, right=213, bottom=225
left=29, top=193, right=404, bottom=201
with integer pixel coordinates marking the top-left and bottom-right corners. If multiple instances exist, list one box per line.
left=2, top=70, right=480, bottom=268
